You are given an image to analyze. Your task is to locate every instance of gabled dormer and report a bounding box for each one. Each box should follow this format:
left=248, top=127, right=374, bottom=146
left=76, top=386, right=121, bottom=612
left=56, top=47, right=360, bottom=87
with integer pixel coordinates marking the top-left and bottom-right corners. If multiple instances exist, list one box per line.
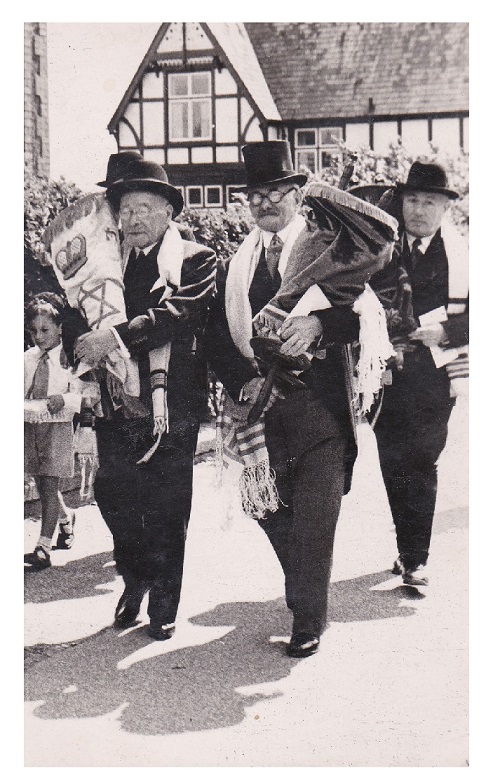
left=108, top=23, right=284, bottom=208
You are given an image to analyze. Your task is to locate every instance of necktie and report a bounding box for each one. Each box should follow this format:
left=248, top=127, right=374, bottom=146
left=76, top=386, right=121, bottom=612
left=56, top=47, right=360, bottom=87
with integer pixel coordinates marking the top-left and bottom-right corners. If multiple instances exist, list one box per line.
left=410, top=238, right=423, bottom=268
left=265, top=234, right=283, bottom=279
left=29, top=352, right=50, bottom=399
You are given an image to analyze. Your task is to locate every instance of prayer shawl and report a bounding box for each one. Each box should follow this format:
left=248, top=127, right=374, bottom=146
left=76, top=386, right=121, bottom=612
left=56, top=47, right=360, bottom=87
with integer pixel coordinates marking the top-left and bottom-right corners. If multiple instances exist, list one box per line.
left=43, top=194, right=184, bottom=462
left=440, top=219, right=469, bottom=396
left=219, top=202, right=395, bottom=518
left=218, top=218, right=306, bottom=519
left=376, top=218, right=468, bottom=396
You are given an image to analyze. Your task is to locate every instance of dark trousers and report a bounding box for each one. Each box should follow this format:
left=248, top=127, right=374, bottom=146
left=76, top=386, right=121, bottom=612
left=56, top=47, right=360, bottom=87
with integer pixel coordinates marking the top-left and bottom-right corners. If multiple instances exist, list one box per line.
left=94, top=413, right=199, bottom=625
left=259, top=395, right=349, bottom=637
left=373, top=356, right=455, bottom=569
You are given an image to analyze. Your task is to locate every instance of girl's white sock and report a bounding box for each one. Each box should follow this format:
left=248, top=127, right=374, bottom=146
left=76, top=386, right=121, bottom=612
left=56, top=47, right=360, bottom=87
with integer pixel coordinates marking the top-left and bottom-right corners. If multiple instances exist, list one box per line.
left=37, top=536, right=52, bottom=552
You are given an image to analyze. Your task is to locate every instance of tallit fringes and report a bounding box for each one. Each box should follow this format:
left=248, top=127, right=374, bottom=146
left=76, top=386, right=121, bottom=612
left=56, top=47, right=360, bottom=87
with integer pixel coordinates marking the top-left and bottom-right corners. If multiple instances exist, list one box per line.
left=238, top=461, right=280, bottom=520
left=306, top=182, right=399, bottom=233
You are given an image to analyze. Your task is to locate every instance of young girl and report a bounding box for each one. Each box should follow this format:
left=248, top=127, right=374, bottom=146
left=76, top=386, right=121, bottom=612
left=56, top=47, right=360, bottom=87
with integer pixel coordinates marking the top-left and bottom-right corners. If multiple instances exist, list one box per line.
left=24, top=293, right=82, bottom=569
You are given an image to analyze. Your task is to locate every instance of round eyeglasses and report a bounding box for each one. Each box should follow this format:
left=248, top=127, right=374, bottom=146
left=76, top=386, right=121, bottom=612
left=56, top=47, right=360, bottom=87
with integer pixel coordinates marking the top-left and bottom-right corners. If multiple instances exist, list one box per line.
left=247, top=187, right=297, bottom=206
left=119, top=205, right=154, bottom=220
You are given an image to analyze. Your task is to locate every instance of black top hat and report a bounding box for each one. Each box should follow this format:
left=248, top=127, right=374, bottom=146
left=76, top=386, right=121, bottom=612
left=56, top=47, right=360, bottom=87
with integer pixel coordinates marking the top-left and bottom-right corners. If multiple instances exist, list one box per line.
left=397, top=161, right=459, bottom=200
left=107, top=158, right=184, bottom=217
left=241, top=141, right=307, bottom=189
left=97, top=151, right=144, bottom=187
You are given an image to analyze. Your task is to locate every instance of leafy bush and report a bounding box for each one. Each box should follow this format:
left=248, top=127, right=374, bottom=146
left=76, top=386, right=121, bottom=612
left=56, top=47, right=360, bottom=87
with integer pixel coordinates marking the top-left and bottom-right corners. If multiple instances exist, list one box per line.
left=302, top=139, right=469, bottom=234
left=24, top=168, right=83, bottom=307
left=177, top=200, right=254, bottom=262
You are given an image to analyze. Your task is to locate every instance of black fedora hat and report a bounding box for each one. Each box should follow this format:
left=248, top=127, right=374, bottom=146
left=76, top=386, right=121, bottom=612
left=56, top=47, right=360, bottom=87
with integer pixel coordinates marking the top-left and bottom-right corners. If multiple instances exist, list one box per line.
left=108, top=158, right=184, bottom=217
left=397, top=161, right=459, bottom=200
left=241, top=141, right=307, bottom=189
left=97, top=151, right=144, bottom=188
left=349, top=183, right=393, bottom=205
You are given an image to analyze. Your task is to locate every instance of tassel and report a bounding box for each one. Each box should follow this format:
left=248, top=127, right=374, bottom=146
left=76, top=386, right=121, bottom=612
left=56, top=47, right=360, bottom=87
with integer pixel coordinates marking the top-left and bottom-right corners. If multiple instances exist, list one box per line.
left=306, top=182, right=398, bottom=232
left=136, top=429, right=164, bottom=465
left=238, top=461, right=280, bottom=519
left=79, top=455, right=97, bottom=501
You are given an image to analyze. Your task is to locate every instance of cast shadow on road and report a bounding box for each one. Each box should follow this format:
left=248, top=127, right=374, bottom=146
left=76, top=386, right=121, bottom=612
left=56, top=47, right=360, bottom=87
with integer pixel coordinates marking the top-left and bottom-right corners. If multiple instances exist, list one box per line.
left=24, top=551, right=116, bottom=605
left=25, top=569, right=418, bottom=737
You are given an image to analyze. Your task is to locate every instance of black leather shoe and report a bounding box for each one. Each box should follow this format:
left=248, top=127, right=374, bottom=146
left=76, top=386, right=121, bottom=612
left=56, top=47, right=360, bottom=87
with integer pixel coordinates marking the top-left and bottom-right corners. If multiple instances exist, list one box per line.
left=286, top=632, right=320, bottom=658
left=55, top=511, right=76, bottom=550
left=391, top=557, right=404, bottom=575
left=113, top=590, right=144, bottom=629
left=402, top=564, right=429, bottom=587
left=147, top=623, right=175, bottom=641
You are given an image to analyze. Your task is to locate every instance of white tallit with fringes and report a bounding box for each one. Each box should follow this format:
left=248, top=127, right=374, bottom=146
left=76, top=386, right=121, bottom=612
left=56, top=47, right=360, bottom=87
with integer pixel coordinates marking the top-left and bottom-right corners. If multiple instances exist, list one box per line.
left=438, top=218, right=469, bottom=396
left=43, top=196, right=186, bottom=462
left=218, top=214, right=393, bottom=519
left=225, top=216, right=393, bottom=416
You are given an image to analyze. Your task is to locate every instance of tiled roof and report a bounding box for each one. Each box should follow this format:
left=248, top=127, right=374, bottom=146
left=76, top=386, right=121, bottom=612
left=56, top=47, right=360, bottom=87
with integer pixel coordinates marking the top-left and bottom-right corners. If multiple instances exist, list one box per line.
left=244, top=22, right=469, bottom=120
left=206, top=23, right=281, bottom=121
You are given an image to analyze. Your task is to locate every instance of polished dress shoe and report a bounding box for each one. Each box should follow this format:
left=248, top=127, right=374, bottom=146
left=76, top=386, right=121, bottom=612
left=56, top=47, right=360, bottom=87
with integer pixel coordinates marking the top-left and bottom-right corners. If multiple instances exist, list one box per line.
left=392, top=557, right=428, bottom=586
left=147, top=622, right=175, bottom=641
left=391, top=557, right=404, bottom=575
left=402, top=564, right=429, bottom=587
left=113, top=589, right=144, bottom=629
left=286, top=632, right=320, bottom=658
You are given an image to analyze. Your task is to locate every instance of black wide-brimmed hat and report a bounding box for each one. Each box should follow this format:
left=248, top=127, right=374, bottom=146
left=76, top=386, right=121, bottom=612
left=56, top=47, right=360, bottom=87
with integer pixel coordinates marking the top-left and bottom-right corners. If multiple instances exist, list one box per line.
left=108, top=158, right=184, bottom=217
left=397, top=161, right=459, bottom=200
left=241, top=141, right=307, bottom=189
left=348, top=183, right=392, bottom=204
left=97, top=151, right=144, bottom=188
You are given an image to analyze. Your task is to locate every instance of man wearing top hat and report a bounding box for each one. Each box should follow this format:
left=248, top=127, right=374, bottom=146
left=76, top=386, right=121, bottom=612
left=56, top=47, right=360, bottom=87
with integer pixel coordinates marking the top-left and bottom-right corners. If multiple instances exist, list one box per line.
left=369, top=161, right=469, bottom=588
left=72, top=156, right=216, bottom=640
left=205, top=140, right=391, bottom=657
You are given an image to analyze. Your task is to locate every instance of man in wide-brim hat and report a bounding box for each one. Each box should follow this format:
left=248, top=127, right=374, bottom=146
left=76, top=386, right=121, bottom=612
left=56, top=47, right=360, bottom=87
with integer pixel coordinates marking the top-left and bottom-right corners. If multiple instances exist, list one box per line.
left=369, top=159, right=468, bottom=588
left=206, top=140, right=393, bottom=658
left=71, top=156, right=216, bottom=640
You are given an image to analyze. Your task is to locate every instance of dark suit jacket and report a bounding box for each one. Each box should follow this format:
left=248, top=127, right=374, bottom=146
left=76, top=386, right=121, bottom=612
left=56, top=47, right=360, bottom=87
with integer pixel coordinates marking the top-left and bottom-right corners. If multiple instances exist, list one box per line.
left=370, top=227, right=468, bottom=413
left=63, top=234, right=216, bottom=425
left=205, top=248, right=362, bottom=485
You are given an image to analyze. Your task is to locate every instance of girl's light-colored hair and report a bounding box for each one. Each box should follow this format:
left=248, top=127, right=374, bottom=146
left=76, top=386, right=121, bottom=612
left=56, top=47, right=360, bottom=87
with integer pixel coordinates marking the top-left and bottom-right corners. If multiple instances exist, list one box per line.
left=25, top=292, right=66, bottom=326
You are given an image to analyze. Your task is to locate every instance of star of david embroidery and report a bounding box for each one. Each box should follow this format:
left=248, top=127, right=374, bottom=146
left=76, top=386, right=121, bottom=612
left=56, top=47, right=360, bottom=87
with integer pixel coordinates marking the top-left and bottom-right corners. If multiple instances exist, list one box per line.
left=78, top=278, right=124, bottom=329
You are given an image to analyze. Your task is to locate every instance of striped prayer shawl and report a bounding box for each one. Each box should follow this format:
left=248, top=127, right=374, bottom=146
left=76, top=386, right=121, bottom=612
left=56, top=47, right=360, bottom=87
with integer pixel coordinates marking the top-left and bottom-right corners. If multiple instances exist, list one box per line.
left=216, top=386, right=283, bottom=519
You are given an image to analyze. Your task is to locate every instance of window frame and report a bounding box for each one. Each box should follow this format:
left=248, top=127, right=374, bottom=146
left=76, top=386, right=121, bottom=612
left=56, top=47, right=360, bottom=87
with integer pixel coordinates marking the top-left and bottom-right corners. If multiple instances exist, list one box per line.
left=168, top=71, right=212, bottom=142
left=294, top=126, right=343, bottom=175
left=205, top=185, right=223, bottom=207
left=186, top=185, right=204, bottom=208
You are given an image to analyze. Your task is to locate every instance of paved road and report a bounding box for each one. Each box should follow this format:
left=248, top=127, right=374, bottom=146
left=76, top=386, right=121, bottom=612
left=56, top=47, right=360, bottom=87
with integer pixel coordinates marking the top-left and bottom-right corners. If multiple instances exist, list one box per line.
left=24, top=397, right=468, bottom=767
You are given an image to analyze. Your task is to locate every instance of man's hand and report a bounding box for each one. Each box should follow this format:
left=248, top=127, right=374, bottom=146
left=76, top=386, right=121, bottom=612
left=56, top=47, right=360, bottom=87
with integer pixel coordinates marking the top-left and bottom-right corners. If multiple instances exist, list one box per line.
left=409, top=323, right=446, bottom=347
left=75, top=330, right=118, bottom=365
left=240, top=377, right=265, bottom=402
left=47, top=395, right=64, bottom=414
left=278, top=315, right=323, bottom=357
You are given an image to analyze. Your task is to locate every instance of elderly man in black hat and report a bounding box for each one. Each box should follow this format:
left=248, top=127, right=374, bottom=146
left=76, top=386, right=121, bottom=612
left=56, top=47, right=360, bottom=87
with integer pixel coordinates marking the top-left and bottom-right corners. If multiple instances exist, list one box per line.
left=369, top=161, right=469, bottom=588
left=73, top=156, right=216, bottom=640
left=206, top=141, right=390, bottom=657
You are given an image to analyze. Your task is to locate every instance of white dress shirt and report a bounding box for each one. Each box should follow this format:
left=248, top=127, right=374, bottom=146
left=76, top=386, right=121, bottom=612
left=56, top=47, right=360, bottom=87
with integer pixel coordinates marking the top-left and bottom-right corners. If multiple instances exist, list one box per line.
left=24, top=343, right=82, bottom=412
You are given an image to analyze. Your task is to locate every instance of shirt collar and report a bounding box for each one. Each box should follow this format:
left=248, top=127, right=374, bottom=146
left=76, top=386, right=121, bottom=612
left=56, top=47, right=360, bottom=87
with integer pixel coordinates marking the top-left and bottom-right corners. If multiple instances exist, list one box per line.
left=137, top=244, right=156, bottom=256
left=261, top=218, right=299, bottom=249
left=33, top=343, right=62, bottom=362
left=405, top=231, right=435, bottom=254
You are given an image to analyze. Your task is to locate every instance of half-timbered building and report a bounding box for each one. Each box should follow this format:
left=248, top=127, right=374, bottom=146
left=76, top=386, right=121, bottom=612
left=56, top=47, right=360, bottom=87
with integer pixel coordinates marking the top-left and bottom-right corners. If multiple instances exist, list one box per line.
left=107, top=22, right=468, bottom=209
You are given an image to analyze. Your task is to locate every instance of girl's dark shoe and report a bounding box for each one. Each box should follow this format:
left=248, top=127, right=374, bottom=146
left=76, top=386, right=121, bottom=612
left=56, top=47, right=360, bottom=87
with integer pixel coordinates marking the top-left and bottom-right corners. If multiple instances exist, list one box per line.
left=56, top=511, right=76, bottom=550
left=25, top=546, right=51, bottom=570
